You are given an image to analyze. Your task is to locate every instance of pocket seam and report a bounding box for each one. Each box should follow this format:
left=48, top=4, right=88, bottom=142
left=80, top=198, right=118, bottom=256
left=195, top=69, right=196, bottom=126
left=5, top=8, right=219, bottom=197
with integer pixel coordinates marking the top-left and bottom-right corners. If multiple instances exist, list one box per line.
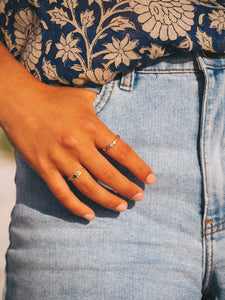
left=94, top=81, right=115, bottom=116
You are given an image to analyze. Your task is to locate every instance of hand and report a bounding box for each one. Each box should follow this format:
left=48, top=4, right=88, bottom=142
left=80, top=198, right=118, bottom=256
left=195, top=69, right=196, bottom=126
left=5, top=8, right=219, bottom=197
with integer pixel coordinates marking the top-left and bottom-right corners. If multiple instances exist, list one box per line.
left=0, top=67, right=156, bottom=221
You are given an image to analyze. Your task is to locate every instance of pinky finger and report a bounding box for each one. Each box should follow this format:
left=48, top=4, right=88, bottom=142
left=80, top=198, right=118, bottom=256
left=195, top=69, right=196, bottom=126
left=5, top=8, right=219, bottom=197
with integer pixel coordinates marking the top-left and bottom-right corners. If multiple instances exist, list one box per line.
left=42, top=170, right=95, bottom=221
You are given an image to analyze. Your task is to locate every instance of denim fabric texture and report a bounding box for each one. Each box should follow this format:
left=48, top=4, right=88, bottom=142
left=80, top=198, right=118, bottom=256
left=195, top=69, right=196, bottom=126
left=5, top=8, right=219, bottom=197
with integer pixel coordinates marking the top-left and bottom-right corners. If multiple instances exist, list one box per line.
left=4, top=52, right=225, bottom=299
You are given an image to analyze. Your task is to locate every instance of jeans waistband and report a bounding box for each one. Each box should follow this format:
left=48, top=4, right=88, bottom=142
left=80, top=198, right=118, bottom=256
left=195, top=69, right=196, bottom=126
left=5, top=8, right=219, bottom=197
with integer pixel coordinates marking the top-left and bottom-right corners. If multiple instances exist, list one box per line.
left=119, top=51, right=225, bottom=91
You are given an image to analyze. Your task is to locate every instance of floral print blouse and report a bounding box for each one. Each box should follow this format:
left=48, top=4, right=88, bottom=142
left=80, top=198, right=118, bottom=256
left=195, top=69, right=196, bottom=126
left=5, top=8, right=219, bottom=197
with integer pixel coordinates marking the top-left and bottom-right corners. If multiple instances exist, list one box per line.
left=0, top=0, right=225, bottom=85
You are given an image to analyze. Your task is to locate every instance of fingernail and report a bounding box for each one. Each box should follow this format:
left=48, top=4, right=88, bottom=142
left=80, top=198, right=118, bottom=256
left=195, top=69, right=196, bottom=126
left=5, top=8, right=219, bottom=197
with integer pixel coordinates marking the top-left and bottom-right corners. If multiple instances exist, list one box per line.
left=146, top=173, right=156, bottom=184
left=132, top=192, right=143, bottom=201
left=115, top=203, right=127, bottom=212
left=83, top=214, right=95, bottom=221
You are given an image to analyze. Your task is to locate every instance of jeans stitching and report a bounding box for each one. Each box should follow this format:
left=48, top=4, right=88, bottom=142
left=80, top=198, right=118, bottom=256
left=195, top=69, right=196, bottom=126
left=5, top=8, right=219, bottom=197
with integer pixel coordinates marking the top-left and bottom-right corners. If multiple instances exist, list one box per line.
left=203, top=218, right=225, bottom=236
left=197, top=53, right=213, bottom=294
left=202, top=221, right=214, bottom=294
left=94, top=84, right=106, bottom=112
left=120, top=71, right=134, bottom=91
left=136, top=68, right=199, bottom=73
left=96, top=81, right=115, bottom=116
left=203, top=65, right=225, bottom=70
left=205, top=219, right=225, bottom=230
left=120, top=72, right=132, bottom=89
left=203, top=227, right=225, bottom=236
left=128, top=71, right=132, bottom=88
left=201, top=62, right=209, bottom=233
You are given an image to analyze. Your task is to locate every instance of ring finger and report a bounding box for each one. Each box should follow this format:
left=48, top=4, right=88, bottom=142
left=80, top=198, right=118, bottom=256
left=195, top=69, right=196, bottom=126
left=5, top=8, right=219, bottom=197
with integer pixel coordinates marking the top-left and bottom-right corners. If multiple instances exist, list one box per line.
left=78, top=148, right=145, bottom=201
left=65, top=164, right=129, bottom=212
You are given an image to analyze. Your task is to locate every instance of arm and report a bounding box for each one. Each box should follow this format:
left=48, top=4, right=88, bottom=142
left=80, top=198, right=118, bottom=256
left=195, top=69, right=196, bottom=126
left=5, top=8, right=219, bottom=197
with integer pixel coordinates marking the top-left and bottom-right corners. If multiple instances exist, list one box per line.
left=0, top=41, right=156, bottom=220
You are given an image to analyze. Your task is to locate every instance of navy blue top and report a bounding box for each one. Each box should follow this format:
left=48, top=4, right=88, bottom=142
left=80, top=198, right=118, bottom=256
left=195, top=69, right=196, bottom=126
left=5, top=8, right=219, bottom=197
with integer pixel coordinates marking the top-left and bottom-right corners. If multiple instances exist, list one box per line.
left=0, top=0, right=225, bottom=85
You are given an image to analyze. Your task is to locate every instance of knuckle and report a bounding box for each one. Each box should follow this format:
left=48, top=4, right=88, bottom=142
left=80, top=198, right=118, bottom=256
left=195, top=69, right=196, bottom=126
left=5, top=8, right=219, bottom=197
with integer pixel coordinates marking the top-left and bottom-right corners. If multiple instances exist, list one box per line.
left=138, top=165, right=150, bottom=177
left=47, top=147, right=60, bottom=163
left=85, top=90, right=97, bottom=101
left=53, top=186, right=68, bottom=202
left=116, top=143, right=132, bottom=162
left=32, top=156, right=47, bottom=176
left=78, top=181, right=96, bottom=195
left=80, top=89, right=97, bottom=103
left=80, top=115, right=97, bottom=134
left=100, top=168, right=114, bottom=182
left=125, top=181, right=136, bottom=197
left=117, top=180, right=135, bottom=199
left=60, top=131, right=79, bottom=149
left=40, top=167, right=55, bottom=182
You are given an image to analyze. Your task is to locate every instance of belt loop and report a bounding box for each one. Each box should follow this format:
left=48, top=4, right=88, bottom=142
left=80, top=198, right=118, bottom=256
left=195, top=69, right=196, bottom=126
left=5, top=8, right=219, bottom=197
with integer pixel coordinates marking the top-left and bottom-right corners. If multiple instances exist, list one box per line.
left=119, top=69, right=135, bottom=91
left=194, top=52, right=207, bottom=72
left=194, top=51, right=225, bottom=70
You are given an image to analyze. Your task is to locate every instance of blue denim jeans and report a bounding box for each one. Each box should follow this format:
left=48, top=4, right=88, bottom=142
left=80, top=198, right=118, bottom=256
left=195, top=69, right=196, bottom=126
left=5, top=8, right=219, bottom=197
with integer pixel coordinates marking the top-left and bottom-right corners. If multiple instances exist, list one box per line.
left=4, top=52, right=225, bottom=299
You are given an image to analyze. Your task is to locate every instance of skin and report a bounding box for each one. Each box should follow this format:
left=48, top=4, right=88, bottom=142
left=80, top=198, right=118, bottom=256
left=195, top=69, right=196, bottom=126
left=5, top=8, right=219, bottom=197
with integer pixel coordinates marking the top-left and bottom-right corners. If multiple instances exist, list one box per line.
left=0, top=41, right=156, bottom=221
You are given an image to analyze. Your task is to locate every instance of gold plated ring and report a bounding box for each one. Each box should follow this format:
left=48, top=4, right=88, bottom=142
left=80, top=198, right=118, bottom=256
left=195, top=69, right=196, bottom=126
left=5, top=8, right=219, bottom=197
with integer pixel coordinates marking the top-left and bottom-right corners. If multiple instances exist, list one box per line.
left=102, top=135, right=120, bottom=152
left=68, top=167, right=86, bottom=181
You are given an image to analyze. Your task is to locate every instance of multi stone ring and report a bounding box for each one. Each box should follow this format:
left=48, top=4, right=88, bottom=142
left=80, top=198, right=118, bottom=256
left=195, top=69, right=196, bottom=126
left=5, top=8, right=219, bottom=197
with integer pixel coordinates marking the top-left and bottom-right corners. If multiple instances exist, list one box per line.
left=102, top=135, right=120, bottom=152
left=68, top=167, right=86, bottom=181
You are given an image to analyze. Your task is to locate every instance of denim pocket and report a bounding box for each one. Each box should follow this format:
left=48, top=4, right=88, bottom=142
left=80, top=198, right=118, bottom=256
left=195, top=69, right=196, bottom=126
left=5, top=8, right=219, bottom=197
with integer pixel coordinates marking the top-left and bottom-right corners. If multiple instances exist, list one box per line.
left=92, top=81, right=116, bottom=116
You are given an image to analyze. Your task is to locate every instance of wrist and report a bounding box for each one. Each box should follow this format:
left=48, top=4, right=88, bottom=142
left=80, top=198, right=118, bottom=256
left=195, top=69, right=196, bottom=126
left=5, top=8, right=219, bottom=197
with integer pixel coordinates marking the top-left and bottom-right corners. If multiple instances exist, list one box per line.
left=0, top=42, right=43, bottom=127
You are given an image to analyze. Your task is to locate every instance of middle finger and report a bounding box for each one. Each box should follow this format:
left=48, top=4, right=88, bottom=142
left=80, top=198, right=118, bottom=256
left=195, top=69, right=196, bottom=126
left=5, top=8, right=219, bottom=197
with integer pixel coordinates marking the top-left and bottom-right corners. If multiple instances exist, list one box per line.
left=80, top=147, right=144, bottom=201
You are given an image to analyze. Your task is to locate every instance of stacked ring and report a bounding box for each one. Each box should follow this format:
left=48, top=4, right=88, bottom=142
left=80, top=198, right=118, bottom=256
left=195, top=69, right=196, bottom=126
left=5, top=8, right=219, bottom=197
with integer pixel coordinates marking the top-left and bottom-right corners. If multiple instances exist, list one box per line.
left=68, top=167, right=86, bottom=181
left=102, top=135, right=120, bottom=152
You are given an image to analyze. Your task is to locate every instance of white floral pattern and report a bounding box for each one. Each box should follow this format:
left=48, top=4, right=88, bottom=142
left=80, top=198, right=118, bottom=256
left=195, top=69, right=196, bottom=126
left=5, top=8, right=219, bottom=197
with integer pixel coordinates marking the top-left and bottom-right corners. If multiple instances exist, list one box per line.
left=88, top=0, right=111, bottom=5
left=196, top=27, right=214, bottom=52
left=140, top=44, right=165, bottom=60
left=0, top=0, right=225, bottom=85
left=209, top=9, right=225, bottom=34
left=0, top=29, right=14, bottom=52
left=80, top=10, right=95, bottom=28
left=73, top=68, right=115, bottom=85
left=129, top=0, right=195, bottom=41
left=55, top=33, right=81, bottom=63
left=14, top=8, right=42, bottom=71
left=0, top=0, right=7, bottom=14
left=42, top=58, right=69, bottom=84
left=103, top=34, right=140, bottom=68
left=27, top=0, right=40, bottom=8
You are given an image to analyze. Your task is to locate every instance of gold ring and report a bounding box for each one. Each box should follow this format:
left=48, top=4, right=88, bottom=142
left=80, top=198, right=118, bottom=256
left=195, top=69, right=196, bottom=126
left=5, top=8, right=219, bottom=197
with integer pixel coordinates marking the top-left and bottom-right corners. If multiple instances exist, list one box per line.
left=102, top=135, right=120, bottom=152
left=68, top=167, right=86, bottom=181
